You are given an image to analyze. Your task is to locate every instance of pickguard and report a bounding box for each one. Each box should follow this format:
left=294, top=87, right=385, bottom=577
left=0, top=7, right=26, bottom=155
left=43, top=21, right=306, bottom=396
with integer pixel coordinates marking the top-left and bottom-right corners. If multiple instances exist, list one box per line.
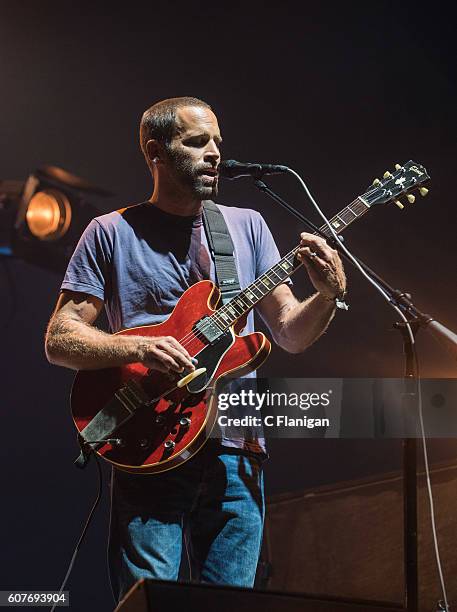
left=186, top=328, right=235, bottom=393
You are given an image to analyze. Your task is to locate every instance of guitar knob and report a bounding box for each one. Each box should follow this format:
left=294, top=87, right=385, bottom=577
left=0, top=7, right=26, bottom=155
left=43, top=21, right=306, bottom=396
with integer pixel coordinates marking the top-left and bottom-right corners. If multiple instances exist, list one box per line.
left=395, top=164, right=402, bottom=171
left=155, top=414, right=165, bottom=424
left=407, top=194, right=416, bottom=204
left=419, top=187, right=429, bottom=197
left=394, top=200, right=404, bottom=210
left=383, top=171, right=393, bottom=179
left=179, top=417, right=191, bottom=428
left=164, top=440, right=175, bottom=450
left=139, top=439, right=149, bottom=449
left=372, top=178, right=381, bottom=186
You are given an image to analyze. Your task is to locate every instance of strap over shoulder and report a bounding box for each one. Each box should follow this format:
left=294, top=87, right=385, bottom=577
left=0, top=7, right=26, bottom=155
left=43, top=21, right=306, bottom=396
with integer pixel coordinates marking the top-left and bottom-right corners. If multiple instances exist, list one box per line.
left=202, top=201, right=241, bottom=305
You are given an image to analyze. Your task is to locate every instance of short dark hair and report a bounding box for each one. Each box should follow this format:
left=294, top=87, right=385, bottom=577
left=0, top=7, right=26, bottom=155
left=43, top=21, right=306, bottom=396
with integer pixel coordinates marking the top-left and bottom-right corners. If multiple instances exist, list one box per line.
left=140, top=96, right=212, bottom=163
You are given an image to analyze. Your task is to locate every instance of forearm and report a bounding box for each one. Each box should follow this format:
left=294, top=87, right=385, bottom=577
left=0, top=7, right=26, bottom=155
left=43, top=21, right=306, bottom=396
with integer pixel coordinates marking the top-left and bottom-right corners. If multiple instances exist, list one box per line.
left=45, top=315, right=144, bottom=370
left=275, top=292, right=336, bottom=354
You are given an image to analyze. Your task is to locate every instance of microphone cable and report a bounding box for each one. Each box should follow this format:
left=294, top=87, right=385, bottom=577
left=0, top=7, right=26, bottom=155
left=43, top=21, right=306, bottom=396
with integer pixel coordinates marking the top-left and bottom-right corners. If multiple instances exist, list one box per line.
left=285, top=165, right=450, bottom=611
left=50, top=452, right=103, bottom=612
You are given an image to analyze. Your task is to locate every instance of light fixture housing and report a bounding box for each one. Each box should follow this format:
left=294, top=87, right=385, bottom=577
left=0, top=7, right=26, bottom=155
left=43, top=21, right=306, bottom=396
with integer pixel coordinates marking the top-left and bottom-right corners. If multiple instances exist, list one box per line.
left=11, top=166, right=112, bottom=272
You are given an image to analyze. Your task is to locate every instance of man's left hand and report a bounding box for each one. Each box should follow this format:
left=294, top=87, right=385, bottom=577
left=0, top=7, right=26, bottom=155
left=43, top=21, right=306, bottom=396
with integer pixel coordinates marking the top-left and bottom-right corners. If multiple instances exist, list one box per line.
left=296, top=232, right=346, bottom=300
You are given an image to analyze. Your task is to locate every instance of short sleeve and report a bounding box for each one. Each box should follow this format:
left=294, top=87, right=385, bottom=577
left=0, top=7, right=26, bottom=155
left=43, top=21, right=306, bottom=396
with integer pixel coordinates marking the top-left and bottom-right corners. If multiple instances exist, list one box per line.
left=61, top=219, right=112, bottom=301
left=252, top=211, right=293, bottom=285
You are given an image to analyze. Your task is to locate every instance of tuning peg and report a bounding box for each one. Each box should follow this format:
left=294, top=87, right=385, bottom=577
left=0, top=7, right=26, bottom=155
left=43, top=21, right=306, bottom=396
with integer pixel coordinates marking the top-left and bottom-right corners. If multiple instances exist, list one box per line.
left=383, top=171, right=393, bottom=179
left=394, top=200, right=404, bottom=210
left=373, top=178, right=381, bottom=186
left=419, top=187, right=429, bottom=197
left=395, top=164, right=402, bottom=171
left=407, top=194, right=416, bottom=204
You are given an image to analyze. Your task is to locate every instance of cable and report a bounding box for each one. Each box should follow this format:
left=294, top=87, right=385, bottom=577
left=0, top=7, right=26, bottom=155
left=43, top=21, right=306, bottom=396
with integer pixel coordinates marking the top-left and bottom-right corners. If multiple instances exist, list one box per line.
left=286, top=166, right=449, bottom=611
left=417, top=373, right=450, bottom=610
left=409, top=335, right=449, bottom=610
left=50, top=452, right=103, bottom=612
left=285, top=167, right=413, bottom=330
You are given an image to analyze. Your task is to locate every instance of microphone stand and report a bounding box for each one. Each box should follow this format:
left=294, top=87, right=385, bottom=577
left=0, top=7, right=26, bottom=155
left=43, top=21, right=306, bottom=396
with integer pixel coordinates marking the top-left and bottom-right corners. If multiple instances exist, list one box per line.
left=254, top=178, right=457, bottom=360
left=253, top=178, right=457, bottom=612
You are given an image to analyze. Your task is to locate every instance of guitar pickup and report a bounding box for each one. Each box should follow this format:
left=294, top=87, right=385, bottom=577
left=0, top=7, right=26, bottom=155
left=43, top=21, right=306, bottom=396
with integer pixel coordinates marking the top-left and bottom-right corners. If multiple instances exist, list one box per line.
left=194, top=315, right=225, bottom=345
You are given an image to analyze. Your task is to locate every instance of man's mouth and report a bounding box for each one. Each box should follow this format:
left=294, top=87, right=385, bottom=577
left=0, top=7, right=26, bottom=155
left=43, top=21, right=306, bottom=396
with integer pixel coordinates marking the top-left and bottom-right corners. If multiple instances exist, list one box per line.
left=198, top=168, right=218, bottom=178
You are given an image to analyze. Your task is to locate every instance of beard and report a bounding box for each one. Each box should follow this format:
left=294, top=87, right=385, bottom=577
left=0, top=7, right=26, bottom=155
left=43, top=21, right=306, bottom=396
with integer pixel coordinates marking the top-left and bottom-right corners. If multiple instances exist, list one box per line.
left=165, top=145, right=219, bottom=199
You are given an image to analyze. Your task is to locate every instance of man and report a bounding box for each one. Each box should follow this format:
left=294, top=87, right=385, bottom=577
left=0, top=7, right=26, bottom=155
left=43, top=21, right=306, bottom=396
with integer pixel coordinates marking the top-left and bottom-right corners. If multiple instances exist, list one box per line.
left=45, top=96, right=346, bottom=602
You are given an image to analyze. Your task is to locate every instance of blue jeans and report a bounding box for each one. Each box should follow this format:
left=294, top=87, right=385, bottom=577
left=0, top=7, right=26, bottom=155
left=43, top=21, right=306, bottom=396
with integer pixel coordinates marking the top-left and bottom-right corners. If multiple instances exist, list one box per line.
left=108, top=443, right=265, bottom=602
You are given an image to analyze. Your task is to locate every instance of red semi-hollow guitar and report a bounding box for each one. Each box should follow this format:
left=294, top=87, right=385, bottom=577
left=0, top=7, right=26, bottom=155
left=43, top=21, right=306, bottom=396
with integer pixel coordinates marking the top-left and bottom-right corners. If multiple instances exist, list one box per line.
left=71, top=161, right=429, bottom=474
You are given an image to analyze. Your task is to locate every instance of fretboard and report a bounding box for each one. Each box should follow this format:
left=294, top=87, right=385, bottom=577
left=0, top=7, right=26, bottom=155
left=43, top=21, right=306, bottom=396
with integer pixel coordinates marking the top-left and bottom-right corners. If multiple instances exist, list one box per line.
left=210, top=196, right=369, bottom=330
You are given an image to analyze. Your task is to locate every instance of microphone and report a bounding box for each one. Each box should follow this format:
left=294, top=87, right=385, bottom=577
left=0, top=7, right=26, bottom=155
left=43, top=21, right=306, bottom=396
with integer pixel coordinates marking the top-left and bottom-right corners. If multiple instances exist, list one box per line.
left=218, top=159, right=289, bottom=179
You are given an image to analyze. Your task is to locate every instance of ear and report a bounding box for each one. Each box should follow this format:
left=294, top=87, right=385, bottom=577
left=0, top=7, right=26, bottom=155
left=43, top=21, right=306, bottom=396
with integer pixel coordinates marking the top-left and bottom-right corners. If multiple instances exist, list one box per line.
left=146, top=139, right=161, bottom=164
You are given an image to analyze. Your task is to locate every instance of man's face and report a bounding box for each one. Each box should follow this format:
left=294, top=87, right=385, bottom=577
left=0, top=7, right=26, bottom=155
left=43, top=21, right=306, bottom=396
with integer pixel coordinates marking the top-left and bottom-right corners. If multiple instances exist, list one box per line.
left=164, top=105, right=222, bottom=199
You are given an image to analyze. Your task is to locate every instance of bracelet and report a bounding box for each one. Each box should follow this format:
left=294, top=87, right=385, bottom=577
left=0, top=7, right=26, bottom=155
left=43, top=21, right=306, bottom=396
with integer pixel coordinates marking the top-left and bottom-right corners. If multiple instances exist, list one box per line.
left=319, top=291, right=349, bottom=311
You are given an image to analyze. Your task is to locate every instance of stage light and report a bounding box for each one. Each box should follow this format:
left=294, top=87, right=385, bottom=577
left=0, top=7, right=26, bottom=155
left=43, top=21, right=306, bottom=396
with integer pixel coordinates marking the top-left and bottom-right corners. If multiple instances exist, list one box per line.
left=0, top=166, right=113, bottom=272
left=25, top=189, right=72, bottom=241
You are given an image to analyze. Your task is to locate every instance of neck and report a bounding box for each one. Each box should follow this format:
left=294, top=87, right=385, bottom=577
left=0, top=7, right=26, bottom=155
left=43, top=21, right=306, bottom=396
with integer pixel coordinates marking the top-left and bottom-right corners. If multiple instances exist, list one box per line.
left=149, top=174, right=203, bottom=217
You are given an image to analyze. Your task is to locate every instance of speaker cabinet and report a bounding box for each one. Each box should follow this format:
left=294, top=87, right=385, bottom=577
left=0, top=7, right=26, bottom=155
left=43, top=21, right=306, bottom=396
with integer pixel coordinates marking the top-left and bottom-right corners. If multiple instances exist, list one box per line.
left=115, top=578, right=403, bottom=612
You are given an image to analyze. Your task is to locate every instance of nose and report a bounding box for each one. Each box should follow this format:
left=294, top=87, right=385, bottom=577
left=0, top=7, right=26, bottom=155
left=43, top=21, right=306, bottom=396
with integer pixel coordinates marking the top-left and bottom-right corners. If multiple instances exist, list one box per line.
left=204, top=139, right=220, bottom=165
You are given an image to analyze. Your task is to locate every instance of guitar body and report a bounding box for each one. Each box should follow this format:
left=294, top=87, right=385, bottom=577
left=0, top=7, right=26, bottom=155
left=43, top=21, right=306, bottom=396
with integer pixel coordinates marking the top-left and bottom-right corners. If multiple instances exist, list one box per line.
left=71, top=280, right=271, bottom=474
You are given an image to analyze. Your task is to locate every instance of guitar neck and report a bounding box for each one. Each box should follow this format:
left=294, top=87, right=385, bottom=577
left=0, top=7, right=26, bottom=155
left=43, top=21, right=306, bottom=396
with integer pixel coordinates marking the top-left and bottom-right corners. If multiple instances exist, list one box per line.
left=318, top=196, right=369, bottom=238
left=211, top=196, right=369, bottom=330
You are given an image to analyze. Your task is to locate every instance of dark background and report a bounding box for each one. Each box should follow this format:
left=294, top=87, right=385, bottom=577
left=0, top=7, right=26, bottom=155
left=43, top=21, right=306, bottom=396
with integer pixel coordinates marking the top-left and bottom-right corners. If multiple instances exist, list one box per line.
left=1, top=1, right=456, bottom=609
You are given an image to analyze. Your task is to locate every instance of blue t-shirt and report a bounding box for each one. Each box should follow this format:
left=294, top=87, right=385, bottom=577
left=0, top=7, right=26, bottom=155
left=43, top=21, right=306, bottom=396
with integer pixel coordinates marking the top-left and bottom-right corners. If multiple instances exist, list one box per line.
left=61, top=201, right=287, bottom=454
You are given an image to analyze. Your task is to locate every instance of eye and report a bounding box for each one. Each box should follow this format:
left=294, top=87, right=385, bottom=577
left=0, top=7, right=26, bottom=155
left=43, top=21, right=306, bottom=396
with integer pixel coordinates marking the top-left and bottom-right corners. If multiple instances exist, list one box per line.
left=184, top=137, right=207, bottom=148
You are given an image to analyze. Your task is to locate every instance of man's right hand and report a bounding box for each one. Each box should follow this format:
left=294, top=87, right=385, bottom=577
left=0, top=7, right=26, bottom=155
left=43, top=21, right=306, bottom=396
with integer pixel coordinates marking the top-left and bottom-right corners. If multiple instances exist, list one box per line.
left=137, top=336, right=196, bottom=374
left=45, top=291, right=198, bottom=373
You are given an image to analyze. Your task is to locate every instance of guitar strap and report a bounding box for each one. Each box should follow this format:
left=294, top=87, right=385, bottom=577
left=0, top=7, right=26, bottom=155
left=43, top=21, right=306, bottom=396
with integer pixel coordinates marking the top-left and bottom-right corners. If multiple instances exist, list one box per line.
left=202, top=200, right=241, bottom=305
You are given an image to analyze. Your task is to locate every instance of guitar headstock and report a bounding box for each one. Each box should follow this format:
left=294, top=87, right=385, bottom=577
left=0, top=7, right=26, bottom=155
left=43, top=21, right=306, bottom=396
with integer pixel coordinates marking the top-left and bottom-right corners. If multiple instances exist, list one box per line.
left=361, top=161, right=430, bottom=209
